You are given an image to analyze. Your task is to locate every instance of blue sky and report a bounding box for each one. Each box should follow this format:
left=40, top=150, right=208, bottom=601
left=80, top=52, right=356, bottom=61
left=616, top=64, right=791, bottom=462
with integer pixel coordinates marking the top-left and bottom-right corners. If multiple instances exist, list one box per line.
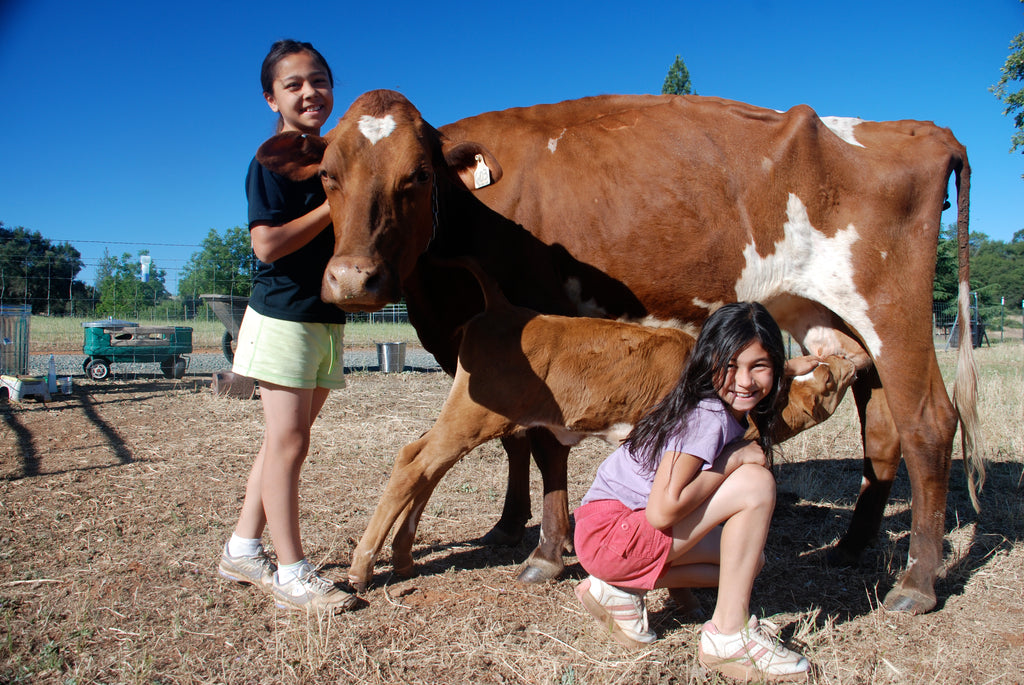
left=1, top=0, right=1021, bottom=293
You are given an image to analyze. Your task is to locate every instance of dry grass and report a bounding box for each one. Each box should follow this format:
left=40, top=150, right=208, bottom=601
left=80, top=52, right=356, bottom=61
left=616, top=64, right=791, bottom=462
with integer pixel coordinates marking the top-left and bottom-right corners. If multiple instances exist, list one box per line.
left=27, top=316, right=420, bottom=353
left=0, top=343, right=1021, bottom=683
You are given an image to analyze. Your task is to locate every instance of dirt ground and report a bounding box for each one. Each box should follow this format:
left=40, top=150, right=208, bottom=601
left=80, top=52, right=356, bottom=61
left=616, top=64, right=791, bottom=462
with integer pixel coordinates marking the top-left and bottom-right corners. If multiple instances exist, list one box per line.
left=1, top=353, right=1022, bottom=684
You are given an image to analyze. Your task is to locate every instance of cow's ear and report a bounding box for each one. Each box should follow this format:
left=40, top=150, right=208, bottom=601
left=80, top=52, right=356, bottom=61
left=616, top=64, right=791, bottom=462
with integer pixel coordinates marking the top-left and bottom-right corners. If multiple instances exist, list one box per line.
left=441, top=141, right=503, bottom=191
left=256, top=131, right=328, bottom=181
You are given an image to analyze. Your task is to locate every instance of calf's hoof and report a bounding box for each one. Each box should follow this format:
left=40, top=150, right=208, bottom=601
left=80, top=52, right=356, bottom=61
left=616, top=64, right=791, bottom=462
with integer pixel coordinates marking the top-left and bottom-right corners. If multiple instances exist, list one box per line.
left=347, top=549, right=378, bottom=592
left=883, top=586, right=936, bottom=614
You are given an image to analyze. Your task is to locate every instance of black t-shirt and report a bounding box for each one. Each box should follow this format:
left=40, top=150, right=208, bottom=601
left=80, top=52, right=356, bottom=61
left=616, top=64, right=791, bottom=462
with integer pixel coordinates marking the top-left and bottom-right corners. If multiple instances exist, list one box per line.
left=245, top=157, right=346, bottom=324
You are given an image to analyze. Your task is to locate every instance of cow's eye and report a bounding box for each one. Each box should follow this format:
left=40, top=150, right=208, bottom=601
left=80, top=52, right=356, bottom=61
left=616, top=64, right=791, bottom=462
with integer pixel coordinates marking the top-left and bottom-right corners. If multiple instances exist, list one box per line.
left=319, top=169, right=339, bottom=190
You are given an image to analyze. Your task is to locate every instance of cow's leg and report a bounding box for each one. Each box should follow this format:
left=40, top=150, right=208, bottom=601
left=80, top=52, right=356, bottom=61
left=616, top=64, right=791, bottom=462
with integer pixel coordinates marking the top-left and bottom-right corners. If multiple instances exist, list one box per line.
left=479, top=435, right=533, bottom=546
left=831, top=369, right=900, bottom=566
left=517, top=429, right=573, bottom=584
left=880, top=374, right=955, bottom=614
left=853, top=359, right=956, bottom=614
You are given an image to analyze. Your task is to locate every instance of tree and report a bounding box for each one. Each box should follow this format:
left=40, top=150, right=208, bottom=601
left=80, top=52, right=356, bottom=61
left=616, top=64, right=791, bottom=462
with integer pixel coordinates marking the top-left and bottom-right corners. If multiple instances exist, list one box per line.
left=177, top=226, right=254, bottom=298
left=991, top=7, right=1024, bottom=157
left=0, top=222, right=86, bottom=314
left=933, top=224, right=958, bottom=303
left=94, top=249, right=169, bottom=317
left=662, top=55, right=695, bottom=96
left=933, top=226, right=1024, bottom=328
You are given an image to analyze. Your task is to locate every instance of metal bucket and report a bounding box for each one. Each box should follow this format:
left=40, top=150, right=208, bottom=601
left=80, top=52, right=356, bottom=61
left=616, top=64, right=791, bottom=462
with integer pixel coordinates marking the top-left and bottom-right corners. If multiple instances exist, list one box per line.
left=376, top=342, right=407, bottom=373
left=0, top=305, right=31, bottom=376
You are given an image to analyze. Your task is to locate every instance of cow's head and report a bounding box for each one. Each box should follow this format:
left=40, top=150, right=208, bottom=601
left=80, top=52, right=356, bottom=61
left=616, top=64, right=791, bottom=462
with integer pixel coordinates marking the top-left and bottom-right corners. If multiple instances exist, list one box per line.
left=257, top=89, right=502, bottom=312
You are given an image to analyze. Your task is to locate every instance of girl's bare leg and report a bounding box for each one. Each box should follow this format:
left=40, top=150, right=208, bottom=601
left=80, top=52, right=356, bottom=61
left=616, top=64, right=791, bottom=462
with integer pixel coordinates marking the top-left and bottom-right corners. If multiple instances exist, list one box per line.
left=661, top=464, right=776, bottom=634
left=656, top=528, right=722, bottom=588
left=235, top=383, right=330, bottom=565
left=233, top=442, right=269, bottom=540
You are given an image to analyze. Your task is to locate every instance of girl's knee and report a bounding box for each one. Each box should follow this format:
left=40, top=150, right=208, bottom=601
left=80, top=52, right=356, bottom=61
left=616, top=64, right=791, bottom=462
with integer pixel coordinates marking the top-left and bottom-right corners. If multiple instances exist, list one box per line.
left=734, top=464, right=776, bottom=507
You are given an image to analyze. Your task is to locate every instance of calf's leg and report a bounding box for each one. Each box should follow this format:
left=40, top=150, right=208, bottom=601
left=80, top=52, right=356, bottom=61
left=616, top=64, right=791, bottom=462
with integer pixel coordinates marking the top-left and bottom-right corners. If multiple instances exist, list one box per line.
left=517, top=429, right=572, bottom=583
left=480, top=435, right=533, bottom=546
left=349, top=388, right=508, bottom=590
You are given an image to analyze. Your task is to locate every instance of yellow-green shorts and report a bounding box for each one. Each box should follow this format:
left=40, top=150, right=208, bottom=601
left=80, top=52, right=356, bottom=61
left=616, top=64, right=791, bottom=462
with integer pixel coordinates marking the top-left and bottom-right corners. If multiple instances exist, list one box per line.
left=232, top=307, right=346, bottom=390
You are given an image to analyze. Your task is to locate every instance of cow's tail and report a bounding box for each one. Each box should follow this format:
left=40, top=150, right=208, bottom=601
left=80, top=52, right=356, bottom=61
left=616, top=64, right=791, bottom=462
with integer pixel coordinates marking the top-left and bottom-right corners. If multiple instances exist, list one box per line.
left=951, top=154, right=985, bottom=511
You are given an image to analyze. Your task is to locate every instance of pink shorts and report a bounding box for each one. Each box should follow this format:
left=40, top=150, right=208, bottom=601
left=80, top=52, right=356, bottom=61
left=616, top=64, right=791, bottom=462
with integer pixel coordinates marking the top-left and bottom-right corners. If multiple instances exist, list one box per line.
left=573, top=499, right=672, bottom=590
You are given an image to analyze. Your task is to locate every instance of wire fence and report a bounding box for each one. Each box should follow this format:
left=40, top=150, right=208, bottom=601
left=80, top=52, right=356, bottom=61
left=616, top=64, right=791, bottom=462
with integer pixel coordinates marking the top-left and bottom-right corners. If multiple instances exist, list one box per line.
left=0, top=259, right=1020, bottom=347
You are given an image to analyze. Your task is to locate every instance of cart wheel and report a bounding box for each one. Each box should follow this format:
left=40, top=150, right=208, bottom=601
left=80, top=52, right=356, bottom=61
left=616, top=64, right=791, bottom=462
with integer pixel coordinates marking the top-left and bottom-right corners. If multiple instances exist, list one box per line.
left=161, top=356, right=187, bottom=379
left=85, top=358, right=111, bottom=381
left=221, top=330, right=236, bottom=364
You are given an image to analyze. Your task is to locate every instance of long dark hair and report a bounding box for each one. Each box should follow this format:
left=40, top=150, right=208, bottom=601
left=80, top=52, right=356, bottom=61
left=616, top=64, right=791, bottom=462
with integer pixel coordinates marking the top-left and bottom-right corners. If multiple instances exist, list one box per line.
left=623, top=301, right=787, bottom=473
left=260, top=39, right=334, bottom=94
left=260, top=40, right=334, bottom=132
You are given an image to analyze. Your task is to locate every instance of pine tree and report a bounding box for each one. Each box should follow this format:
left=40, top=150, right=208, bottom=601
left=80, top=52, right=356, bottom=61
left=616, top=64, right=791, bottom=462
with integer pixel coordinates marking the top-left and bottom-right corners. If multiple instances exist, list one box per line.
left=662, top=55, right=695, bottom=96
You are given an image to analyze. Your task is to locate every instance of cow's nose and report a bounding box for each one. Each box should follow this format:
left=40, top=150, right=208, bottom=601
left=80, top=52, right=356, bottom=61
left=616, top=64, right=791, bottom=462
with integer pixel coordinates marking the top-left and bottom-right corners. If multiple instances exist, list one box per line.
left=321, top=256, right=396, bottom=310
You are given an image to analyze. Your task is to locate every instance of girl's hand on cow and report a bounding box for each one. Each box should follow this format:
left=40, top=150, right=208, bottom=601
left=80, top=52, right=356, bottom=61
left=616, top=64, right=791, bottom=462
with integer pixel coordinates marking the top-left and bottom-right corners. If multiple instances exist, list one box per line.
left=716, top=440, right=768, bottom=475
left=784, top=355, right=823, bottom=377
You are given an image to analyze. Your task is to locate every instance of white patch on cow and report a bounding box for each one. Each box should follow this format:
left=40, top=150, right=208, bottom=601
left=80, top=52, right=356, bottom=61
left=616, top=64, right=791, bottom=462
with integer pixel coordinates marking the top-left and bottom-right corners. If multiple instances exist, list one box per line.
left=800, top=325, right=847, bottom=358
left=820, top=116, right=865, bottom=147
left=626, top=315, right=701, bottom=339
left=405, top=500, right=426, bottom=536
left=602, top=423, right=635, bottom=445
left=690, top=298, right=726, bottom=316
left=548, top=128, right=567, bottom=154
left=538, top=421, right=636, bottom=447
left=734, top=193, right=883, bottom=357
left=358, top=114, right=396, bottom=145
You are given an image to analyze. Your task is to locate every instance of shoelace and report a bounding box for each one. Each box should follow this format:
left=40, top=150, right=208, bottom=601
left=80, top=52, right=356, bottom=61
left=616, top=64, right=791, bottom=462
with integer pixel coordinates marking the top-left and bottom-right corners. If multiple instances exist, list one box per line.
left=298, top=569, right=335, bottom=594
left=744, top=620, right=797, bottom=659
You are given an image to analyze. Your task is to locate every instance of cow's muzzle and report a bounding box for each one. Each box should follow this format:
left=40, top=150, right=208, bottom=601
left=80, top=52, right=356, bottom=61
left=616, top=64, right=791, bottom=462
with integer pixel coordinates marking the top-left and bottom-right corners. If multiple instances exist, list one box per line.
left=322, top=257, right=399, bottom=312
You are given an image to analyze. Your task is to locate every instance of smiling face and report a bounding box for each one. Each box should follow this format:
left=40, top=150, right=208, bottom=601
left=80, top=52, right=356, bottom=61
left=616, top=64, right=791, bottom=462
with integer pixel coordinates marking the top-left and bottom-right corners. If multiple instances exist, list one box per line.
left=264, top=51, right=334, bottom=135
left=716, top=339, right=775, bottom=421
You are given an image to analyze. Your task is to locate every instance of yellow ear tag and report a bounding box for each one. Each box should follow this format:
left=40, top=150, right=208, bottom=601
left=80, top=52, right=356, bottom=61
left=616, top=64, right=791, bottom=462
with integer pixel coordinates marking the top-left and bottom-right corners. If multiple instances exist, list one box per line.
left=473, top=154, right=491, bottom=189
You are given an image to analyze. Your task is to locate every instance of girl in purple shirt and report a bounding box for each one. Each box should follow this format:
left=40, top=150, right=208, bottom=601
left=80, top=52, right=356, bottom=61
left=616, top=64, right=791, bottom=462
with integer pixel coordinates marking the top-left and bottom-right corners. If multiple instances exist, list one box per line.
left=573, top=302, right=811, bottom=682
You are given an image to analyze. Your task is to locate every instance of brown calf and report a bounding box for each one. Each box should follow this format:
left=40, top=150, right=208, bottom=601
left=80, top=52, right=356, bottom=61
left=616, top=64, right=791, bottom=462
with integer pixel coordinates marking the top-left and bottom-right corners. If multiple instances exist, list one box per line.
left=347, top=272, right=856, bottom=590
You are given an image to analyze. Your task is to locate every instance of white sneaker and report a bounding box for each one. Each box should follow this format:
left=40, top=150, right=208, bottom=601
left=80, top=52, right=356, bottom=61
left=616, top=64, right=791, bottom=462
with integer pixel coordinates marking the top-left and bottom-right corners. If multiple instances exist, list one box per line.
left=699, top=615, right=810, bottom=682
left=271, top=563, right=359, bottom=613
left=575, top=575, right=656, bottom=648
left=218, top=541, right=275, bottom=589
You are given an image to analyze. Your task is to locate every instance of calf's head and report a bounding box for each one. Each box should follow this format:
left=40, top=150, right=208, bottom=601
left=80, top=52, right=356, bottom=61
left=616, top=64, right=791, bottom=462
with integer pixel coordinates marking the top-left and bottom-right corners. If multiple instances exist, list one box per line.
left=257, top=89, right=502, bottom=312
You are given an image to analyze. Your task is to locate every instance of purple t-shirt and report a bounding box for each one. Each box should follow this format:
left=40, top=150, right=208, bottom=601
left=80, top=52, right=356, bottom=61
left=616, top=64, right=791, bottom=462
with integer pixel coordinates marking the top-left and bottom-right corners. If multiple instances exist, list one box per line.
left=581, top=398, right=747, bottom=511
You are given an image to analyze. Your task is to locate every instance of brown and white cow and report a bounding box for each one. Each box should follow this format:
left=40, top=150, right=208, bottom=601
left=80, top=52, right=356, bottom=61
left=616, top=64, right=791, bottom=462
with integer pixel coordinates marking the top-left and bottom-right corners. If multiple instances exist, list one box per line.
left=258, top=89, right=983, bottom=614
left=345, top=259, right=858, bottom=590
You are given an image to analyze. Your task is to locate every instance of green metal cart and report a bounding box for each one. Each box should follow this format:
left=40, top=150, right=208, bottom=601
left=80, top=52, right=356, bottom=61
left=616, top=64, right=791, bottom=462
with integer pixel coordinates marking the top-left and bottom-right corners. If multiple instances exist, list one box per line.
left=81, top=320, right=192, bottom=380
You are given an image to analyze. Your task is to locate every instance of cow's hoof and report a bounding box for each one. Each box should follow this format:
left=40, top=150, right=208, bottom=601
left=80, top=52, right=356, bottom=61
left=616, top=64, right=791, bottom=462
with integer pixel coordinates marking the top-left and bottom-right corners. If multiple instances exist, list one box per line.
left=348, top=577, right=369, bottom=593
left=480, top=525, right=524, bottom=547
left=826, top=544, right=861, bottom=567
left=883, top=586, right=936, bottom=614
left=516, top=564, right=557, bottom=584
left=516, top=555, right=564, bottom=584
